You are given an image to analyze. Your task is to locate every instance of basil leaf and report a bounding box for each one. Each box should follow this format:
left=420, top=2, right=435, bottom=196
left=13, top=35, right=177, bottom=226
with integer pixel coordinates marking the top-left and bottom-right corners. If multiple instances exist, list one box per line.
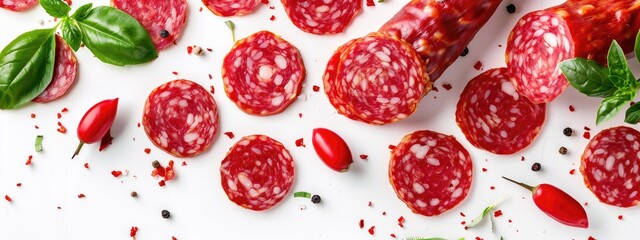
left=559, top=58, right=616, bottom=97
left=77, top=6, right=157, bottom=66
left=596, top=90, right=635, bottom=125
left=635, top=31, right=640, bottom=65
left=625, top=103, right=640, bottom=124
left=607, top=40, right=633, bottom=86
left=61, top=18, right=82, bottom=51
left=0, top=29, right=56, bottom=109
left=71, top=3, right=92, bottom=21
left=40, top=0, right=71, bottom=18
left=609, top=75, right=628, bottom=89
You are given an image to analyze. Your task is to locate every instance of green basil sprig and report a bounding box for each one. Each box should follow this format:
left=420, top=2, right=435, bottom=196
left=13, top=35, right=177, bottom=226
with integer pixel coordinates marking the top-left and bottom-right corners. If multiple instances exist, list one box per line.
left=559, top=31, right=640, bottom=125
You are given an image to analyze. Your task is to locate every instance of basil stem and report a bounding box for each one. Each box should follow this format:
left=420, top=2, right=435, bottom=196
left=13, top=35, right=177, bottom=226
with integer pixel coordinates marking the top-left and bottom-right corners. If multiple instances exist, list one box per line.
left=225, top=20, right=236, bottom=42
left=39, top=0, right=71, bottom=18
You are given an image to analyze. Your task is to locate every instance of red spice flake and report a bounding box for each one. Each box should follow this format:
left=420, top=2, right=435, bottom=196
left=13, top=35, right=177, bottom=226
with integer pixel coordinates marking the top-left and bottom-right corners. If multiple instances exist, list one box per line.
left=390, top=234, right=396, bottom=238
left=569, top=105, right=575, bottom=112
left=199, top=7, right=203, bottom=12
left=498, top=44, right=502, bottom=47
left=159, top=180, right=166, bottom=187
left=181, top=161, right=187, bottom=166
left=368, top=201, right=372, bottom=207
left=172, top=237, right=177, bottom=240
left=57, top=206, right=62, bottom=210
left=388, top=145, right=396, bottom=150
left=368, top=226, right=375, bottom=235
left=172, top=71, right=179, bottom=75
left=521, top=156, right=525, bottom=161
left=482, top=168, right=487, bottom=172
left=137, top=122, right=141, bottom=128
left=16, top=183, right=22, bottom=187
left=187, top=46, right=193, bottom=54
left=111, top=170, right=123, bottom=177
left=298, top=113, right=303, bottom=118
left=210, top=85, right=215, bottom=94
left=26, top=155, right=33, bottom=166
left=583, top=132, right=591, bottom=139
left=382, top=211, right=386, bottom=216
left=366, top=0, right=375, bottom=7
left=270, top=15, right=276, bottom=21
left=359, top=219, right=364, bottom=229
left=30, top=113, right=36, bottom=118
left=35, top=125, right=39, bottom=129
left=431, top=86, right=439, bottom=92
left=588, top=237, right=596, bottom=240
left=584, top=202, right=589, bottom=206
left=269, top=5, right=275, bottom=9
left=569, top=169, right=576, bottom=175
left=508, top=219, right=512, bottom=223
left=359, top=154, right=368, bottom=160
left=460, top=212, right=466, bottom=217
left=618, top=215, right=623, bottom=220
left=64, top=0, right=71, bottom=5
left=442, top=83, right=452, bottom=90
left=261, top=0, right=269, bottom=4
left=584, top=126, right=591, bottom=131
left=130, top=226, right=139, bottom=238
left=475, top=237, right=483, bottom=240
left=295, top=138, right=305, bottom=147
left=224, top=131, right=235, bottom=139
left=473, top=61, right=483, bottom=70
left=57, top=113, right=62, bottom=119
left=206, top=48, right=213, bottom=52
left=152, top=160, right=176, bottom=183
left=144, top=148, right=151, bottom=154
left=99, top=130, right=113, bottom=151
left=490, top=186, right=495, bottom=190
left=494, top=209, right=503, bottom=217
left=77, top=193, right=86, bottom=198
left=312, top=85, right=320, bottom=92
left=208, top=74, right=213, bottom=80
left=84, top=163, right=90, bottom=169
left=461, top=221, right=466, bottom=225
left=57, top=124, right=67, bottom=133
left=5, top=195, right=12, bottom=202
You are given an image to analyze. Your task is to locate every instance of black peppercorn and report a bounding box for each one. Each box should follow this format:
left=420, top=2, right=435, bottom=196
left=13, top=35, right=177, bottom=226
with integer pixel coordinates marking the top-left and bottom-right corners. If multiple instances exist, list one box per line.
left=531, top=162, right=541, bottom=172
left=559, top=146, right=568, bottom=155
left=460, top=47, right=469, bottom=57
left=159, top=30, right=170, bottom=38
left=506, top=4, right=516, bottom=14
left=152, top=160, right=161, bottom=168
left=161, top=209, right=170, bottom=219
left=311, top=195, right=321, bottom=204
left=563, top=127, right=573, bottom=137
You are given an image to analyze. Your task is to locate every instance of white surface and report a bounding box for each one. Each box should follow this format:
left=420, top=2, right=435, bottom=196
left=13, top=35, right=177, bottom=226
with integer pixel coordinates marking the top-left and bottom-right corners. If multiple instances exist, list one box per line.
left=1, top=0, right=639, bottom=239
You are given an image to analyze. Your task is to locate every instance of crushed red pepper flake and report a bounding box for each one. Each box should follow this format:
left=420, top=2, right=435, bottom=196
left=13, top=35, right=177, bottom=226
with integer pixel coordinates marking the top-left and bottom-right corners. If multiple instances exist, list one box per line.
left=569, top=105, right=575, bottom=112
left=618, top=215, right=623, bottom=220
left=172, top=71, right=178, bottom=75
left=366, top=0, right=374, bottom=7
left=368, top=201, right=372, bottom=207
left=16, top=183, right=22, bottom=187
left=494, top=209, right=503, bottom=217
left=521, top=156, right=525, bottom=161
left=5, top=195, right=12, bottom=202
left=206, top=48, right=213, bottom=52
left=475, top=237, right=483, bottom=240
left=57, top=113, right=62, bottom=119
left=57, top=123, right=67, bottom=133
left=269, top=5, right=275, bottom=9
left=159, top=180, right=166, bottom=187
left=61, top=107, right=68, bottom=112
left=144, top=148, right=151, bottom=154
left=298, top=113, right=303, bottom=118
left=569, top=169, right=576, bottom=175
left=473, top=61, right=483, bottom=70
left=382, top=211, right=386, bottom=216
left=390, top=233, right=396, bottom=238
left=490, top=186, right=495, bottom=190
left=460, top=212, right=466, bottom=217
left=270, top=15, right=276, bottom=21
left=210, top=85, right=215, bottom=94
left=508, top=219, right=512, bottom=223
left=442, top=83, right=452, bottom=90
left=261, top=0, right=269, bottom=4
left=295, top=138, right=305, bottom=147
left=368, top=226, right=375, bottom=235
left=312, top=85, right=320, bottom=92
left=359, top=154, right=368, bottom=160
left=584, top=126, right=591, bottom=131
left=588, top=237, right=596, bottom=240
left=26, top=155, right=33, bottom=165
left=482, top=168, right=487, bottom=172
left=187, top=46, right=193, bottom=54
left=583, top=131, right=591, bottom=139
left=461, top=221, right=466, bottom=225
left=130, top=226, right=139, bottom=238
left=35, top=125, right=39, bottom=129
left=199, top=7, right=202, bottom=12
left=172, top=237, right=177, bottom=240
left=359, top=219, right=364, bottom=228
left=224, top=132, right=235, bottom=139
left=137, top=122, right=141, bottom=128
left=208, top=74, right=213, bottom=80
left=112, top=171, right=123, bottom=177
left=77, top=193, right=86, bottom=198
left=84, top=163, right=89, bottom=169
left=181, top=161, right=187, bottom=166
left=388, top=145, right=396, bottom=150
left=31, top=113, right=36, bottom=118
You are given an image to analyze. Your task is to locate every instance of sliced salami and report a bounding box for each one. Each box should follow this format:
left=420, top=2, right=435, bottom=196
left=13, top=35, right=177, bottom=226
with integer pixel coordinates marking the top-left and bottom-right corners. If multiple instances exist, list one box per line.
left=202, top=0, right=260, bottom=17
left=379, top=0, right=501, bottom=82
left=112, top=0, right=187, bottom=50
left=455, top=68, right=546, bottom=154
left=389, top=130, right=473, bottom=216
left=222, top=31, right=305, bottom=116
left=220, top=134, right=294, bottom=211
left=281, top=0, right=362, bottom=35
left=0, top=0, right=38, bottom=11
left=506, top=0, right=640, bottom=103
left=142, top=79, right=219, bottom=158
left=580, top=126, right=640, bottom=208
left=33, top=35, right=78, bottom=103
left=323, top=33, right=429, bottom=125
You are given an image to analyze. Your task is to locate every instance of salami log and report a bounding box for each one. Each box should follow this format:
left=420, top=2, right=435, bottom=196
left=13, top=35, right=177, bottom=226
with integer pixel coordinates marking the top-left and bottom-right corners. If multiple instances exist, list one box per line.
left=506, top=1, right=640, bottom=103
left=33, top=35, right=78, bottom=103
left=220, top=134, right=294, bottom=211
left=142, top=79, right=219, bottom=158
left=389, top=130, right=473, bottom=216
left=323, top=33, right=430, bottom=125
left=202, top=0, right=260, bottom=17
left=222, top=31, right=305, bottom=116
left=580, top=126, right=640, bottom=208
left=112, top=0, right=187, bottom=50
left=455, top=68, right=546, bottom=154
left=281, top=0, right=362, bottom=35
left=379, top=0, right=502, bottom=82
left=0, top=0, right=37, bottom=11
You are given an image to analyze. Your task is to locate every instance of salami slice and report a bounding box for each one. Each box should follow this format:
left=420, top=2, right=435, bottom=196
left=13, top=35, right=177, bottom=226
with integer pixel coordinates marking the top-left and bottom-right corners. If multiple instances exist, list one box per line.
left=506, top=0, right=640, bottom=103
left=323, top=33, right=429, bottom=125
left=389, top=130, right=473, bottom=216
left=281, top=0, right=362, bottom=35
left=222, top=31, right=305, bottom=116
left=142, top=79, right=219, bottom=158
left=580, top=126, right=640, bottom=208
left=112, top=0, right=187, bottom=50
left=455, top=68, right=546, bottom=154
left=202, top=0, right=260, bottom=17
left=220, top=134, right=294, bottom=211
left=33, top=35, right=78, bottom=103
left=0, top=0, right=37, bottom=11
left=379, top=0, right=501, bottom=82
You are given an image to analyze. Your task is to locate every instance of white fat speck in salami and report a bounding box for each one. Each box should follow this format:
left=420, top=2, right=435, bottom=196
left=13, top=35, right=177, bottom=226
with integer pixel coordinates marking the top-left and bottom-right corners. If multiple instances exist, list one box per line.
left=455, top=68, right=546, bottom=154
left=580, top=126, right=640, bottom=208
left=221, top=134, right=294, bottom=211
left=389, top=130, right=473, bottom=216
left=202, top=0, right=261, bottom=17
left=112, top=0, right=187, bottom=50
left=281, top=0, right=362, bottom=35
left=0, top=0, right=37, bottom=11
left=222, top=31, right=305, bottom=116
left=33, top=35, right=78, bottom=103
left=142, top=79, right=219, bottom=158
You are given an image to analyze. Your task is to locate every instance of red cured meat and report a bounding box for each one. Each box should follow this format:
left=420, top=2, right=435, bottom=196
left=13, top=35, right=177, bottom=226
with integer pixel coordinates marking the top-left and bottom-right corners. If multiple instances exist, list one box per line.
left=389, top=130, right=473, bottom=216
left=142, top=79, right=219, bottom=158
left=455, top=68, right=546, bottom=154
left=506, top=0, right=640, bottom=103
left=379, top=0, right=501, bottom=82
left=222, top=31, right=305, bottom=116
left=202, top=0, right=260, bottom=17
left=0, top=0, right=37, bottom=11
left=323, top=33, right=430, bottom=125
left=33, top=35, right=78, bottom=103
left=220, top=135, right=294, bottom=211
left=112, top=0, right=187, bottom=50
left=281, top=0, right=362, bottom=35
left=580, top=126, right=640, bottom=208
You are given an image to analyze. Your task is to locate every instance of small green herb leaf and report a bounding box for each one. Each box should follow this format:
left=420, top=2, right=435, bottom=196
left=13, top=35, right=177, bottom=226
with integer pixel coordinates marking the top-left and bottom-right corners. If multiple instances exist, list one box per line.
left=467, top=205, right=495, bottom=228
left=71, top=3, right=93, bottom=21
left=225, top=20, right=236, bottom=42
left=559, top=58, right=616, bottom=98
left=40, top=0, right=71, bottom=18
left=35, top=135, right=44, bottom=152
left=607, top=40, right=633, bottom=86
left=625, top=103, right=640, bottom=124
left=293, top=191, right=311, bottom=198
left=61, top=18, right=82, bottom=51
left=596, top=90, right=635, bottom=125
left=635, top=31, right=640, bottom=65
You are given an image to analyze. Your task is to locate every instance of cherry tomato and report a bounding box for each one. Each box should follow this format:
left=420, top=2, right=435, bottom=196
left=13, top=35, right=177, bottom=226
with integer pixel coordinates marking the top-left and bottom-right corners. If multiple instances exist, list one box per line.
left=72, top=98, right=119, bottom=159
left=312, top=128, right=353, bottom=172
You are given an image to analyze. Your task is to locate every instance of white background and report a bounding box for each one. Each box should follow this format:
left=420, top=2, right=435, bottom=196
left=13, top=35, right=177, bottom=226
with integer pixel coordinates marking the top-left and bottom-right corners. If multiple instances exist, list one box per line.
left=1, top=0, right=639, bottom=239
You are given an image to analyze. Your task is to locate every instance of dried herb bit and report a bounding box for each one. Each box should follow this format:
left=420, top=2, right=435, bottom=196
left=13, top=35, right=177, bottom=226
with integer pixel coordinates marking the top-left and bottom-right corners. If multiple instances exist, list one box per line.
left=506, top=4, right=516, bottom=14
left=35, top=135, right=43, bottom=152
left=563, top=127, right=573, bottom=137
left=466, top=196, right=506, bottom=231
left=159, top=29, right=170, bottom=38
left=531, top=162, right=541, bottom=172
left=161, top=209, right=171, bottom=219
left=130, top=191, right=138, bottom=198
left=224, top=20, right=236, bottom=42
left=294, top=191, right=311, bottom=198
left=559, top=146, right=568, bottom=155
left=152, top=160, right=161, bottom=168
left=460, top=47, right=469, bottom=57
left=311, top=194, right=321, bottom=204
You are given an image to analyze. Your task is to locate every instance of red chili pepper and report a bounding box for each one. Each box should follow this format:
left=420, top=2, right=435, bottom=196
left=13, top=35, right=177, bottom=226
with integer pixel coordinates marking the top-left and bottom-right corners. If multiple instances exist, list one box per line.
left=72, top=98, right=119, bottom=159
left=502, top=176, right=588, bottom=228
left=311, top=128, right=353, bottom=172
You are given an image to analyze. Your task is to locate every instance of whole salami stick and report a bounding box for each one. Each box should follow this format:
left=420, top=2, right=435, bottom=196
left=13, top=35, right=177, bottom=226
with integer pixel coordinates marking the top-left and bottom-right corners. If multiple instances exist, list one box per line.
left=506, top=0, right=640, bottom=104
left=379, top=0, right=503, bottom=82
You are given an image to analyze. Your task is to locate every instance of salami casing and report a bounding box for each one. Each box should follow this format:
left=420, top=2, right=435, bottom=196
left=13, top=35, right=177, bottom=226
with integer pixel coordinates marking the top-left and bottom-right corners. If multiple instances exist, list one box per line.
left=506, top=0, right=640, bottom=103
left=580, top=126, right=640, bottom=208
left=379, top=0, right=502, bottom=82
left=389, top=130, right=473, bottom=216
left=33, top=35, right=78, bottom=103
left=112, top=0, right=187, bottom=50
left=142, top=79, right=219, bottom=158
left=281, top=0, right=362, bottom=35
left=0, top=0, right=37, bottom=11
left=455, top=68, right=546, bottom=154
left=222, top=31, right=305, bottom=116
left=221, top=134, right=294, bottom=211
left=202, top=0, right=260, bottom=17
